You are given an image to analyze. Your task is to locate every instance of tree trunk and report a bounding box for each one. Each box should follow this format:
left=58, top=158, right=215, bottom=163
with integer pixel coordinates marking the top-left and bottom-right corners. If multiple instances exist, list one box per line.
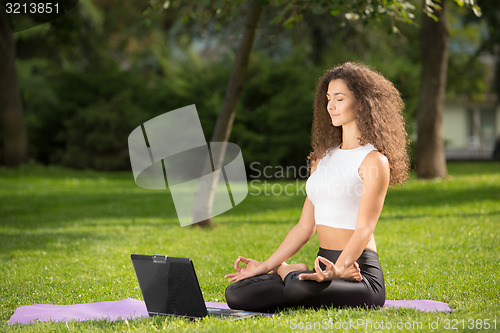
left=0, top=10, right=28, bottom=167
left=192, top=0, right=262, bottom=227
left=415, top=0, right=449, bottom=179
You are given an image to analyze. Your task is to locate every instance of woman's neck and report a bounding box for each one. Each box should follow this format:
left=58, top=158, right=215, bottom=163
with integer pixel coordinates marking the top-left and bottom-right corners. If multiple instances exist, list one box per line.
left=340, top=123, right=363, bottom=150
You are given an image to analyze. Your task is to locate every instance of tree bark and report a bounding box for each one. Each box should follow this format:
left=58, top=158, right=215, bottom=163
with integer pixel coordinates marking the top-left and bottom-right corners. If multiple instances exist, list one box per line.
left=192, top=0, right=262, bottom=227
left=415, top=0, right=448, bottom=179
left=0, top=10, right=28, bottom=167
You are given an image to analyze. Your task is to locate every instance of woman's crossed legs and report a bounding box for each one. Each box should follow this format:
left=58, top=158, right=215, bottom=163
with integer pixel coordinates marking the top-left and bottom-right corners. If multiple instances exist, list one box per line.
left=225, top=248, right=385, bottom=312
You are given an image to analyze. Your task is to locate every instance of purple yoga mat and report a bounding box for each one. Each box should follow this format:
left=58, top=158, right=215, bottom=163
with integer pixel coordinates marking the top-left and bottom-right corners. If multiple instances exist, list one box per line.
left=8, top=299, right=452, bottom=325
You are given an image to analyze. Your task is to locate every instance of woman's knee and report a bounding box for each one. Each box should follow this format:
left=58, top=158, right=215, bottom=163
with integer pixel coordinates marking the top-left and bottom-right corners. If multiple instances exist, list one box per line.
left=225, top=282, right=247, bottom=310
left=225, top=274, right=287, bottom=311
left=283, top=278, right=316, bottom=304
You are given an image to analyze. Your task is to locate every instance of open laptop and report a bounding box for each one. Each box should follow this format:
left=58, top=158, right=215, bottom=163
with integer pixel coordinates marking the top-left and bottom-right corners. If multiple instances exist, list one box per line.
left=130, top=254, right=261, bottom=319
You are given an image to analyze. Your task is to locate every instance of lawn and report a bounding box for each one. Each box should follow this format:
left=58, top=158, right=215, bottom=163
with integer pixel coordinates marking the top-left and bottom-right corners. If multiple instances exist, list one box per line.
left=1, top=162, right=498, bottom=332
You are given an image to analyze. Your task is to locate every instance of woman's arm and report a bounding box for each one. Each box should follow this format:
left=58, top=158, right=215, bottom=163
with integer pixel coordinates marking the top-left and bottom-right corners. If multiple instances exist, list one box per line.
left=334, top=151, right=389, bottom=273
left=300, top=151, right=390, bottom=281
left=225, top=197, right=316, bottom=282
left=261, top=197, right=316, bottom=271
left=225, top=161, right=319, bottom=282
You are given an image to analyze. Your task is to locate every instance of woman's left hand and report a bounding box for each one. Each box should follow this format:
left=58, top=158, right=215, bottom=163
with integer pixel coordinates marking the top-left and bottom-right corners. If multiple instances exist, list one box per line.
left=298, top=256, right=341, bottom=282
left=224, top=256, right=268, bottom=282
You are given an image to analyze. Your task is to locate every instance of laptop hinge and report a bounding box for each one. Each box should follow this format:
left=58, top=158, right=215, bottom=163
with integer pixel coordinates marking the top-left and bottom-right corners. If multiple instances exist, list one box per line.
left=153, top=254, right=167, bottom=264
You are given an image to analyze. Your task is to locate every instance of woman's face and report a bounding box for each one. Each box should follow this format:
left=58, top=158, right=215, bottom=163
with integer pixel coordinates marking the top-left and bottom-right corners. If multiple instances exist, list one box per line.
left=326, top=79, right=356, bottom=128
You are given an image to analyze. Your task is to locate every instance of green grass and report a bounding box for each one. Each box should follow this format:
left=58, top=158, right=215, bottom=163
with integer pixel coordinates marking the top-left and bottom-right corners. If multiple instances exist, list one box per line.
left=1, top=162, right=499, bottom=332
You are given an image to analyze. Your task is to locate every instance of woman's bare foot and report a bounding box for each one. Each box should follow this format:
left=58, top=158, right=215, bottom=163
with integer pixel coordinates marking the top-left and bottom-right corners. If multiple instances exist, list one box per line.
left=277, top=262, right=309, bottom=280
left=340, top=262, right=362, bottom=281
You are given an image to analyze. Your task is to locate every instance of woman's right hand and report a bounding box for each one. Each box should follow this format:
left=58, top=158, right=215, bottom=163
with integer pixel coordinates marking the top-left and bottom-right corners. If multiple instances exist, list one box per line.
left=224, top=256, right=269, bottom=282
left=340, top=262, right=362, bottom=282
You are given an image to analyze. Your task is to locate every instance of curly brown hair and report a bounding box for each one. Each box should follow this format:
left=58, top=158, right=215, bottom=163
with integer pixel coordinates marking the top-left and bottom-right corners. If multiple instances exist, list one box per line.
left=309, top=62, right=410, bottom=186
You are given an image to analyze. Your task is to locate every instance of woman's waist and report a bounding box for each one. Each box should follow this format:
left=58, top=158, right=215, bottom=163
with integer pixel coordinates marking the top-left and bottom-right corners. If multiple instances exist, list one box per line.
left=316, top=247, right=381, bottom=266
left=316, top=225, right=377, bottom=252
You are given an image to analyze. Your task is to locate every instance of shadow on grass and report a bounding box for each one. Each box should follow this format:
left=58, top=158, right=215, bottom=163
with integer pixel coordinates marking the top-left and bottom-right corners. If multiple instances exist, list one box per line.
left=385, top=185, right=500, bottom=208
left=447, top=161, right=500, bottom=175
left=382, top=209, right=500, bottom=221
left=0, top=229, right=109, bottom=254
left=0, top=192, right=179, bottom=228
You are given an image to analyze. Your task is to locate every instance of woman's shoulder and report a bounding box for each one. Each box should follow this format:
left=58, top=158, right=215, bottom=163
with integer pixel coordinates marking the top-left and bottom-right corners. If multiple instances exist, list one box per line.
left=359, top=150, right=390, bottom=181
left=363, top=149, right=389, bottom=168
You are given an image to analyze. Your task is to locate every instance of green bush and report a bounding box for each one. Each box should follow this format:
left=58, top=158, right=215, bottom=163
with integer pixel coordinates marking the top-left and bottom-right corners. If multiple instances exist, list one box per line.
left=18, top=52, right=319, bottom=173
left=233, top=52, right=319, bottom=177
left=16, top=49, right=417, bottom=174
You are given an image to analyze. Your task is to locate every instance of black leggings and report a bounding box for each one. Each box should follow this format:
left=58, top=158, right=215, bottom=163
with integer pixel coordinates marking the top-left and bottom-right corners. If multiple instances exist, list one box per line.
left=224, top=248, right=385, bottom=312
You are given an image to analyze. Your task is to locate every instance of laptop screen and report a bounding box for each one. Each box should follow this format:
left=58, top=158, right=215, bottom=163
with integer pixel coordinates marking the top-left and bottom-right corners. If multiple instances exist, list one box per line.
left=131, top=255, right=208, bottom=318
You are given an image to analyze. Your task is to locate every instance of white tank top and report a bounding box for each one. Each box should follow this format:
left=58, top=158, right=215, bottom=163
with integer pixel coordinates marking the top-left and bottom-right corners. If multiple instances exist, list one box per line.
left=306, top=143, right=377, bottom=230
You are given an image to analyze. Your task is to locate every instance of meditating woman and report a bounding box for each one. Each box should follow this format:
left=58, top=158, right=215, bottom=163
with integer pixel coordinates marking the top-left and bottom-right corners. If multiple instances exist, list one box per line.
left=224, top=62, right=410, bottom=312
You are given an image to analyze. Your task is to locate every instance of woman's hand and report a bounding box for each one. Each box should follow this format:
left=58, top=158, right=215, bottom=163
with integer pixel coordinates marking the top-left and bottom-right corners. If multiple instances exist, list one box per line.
left=224, top=256, right=269, bottom=282
left=298, top=256, right=342, bottom=282
left=299, top=256, right=363, bottom=282
left=340, top=262, right=362, bottom=282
